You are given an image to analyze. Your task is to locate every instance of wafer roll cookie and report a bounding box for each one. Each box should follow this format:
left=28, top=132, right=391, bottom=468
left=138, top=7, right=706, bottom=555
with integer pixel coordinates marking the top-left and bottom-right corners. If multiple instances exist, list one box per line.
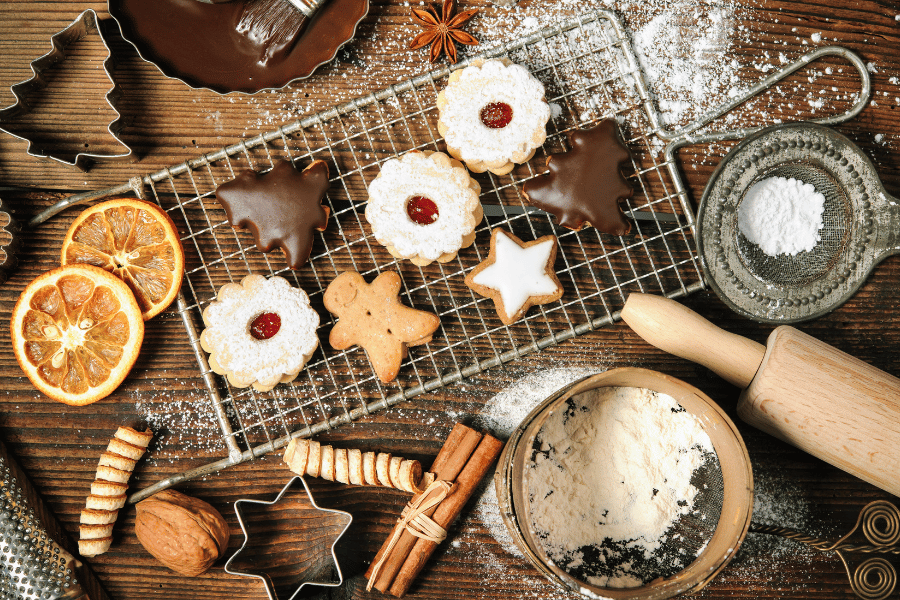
left=98, top=452, right=137, bottom=472
left=335, top=449, right=350, bottom=484
left=376, top=453, right=392, bottom=487
left=107, top=438, right=146, bottom=461
left=348, top=449, right=363, bottom=485
left=79, top=523, right=114, bottom=539
left=79, top=426, right=152, bottom=557
left=320, top=445, right=335, bottom=481
left=78, top=538, right=112, bottom=558
left=388, top=456, right=403, bottom=489
left=398, top=459, right=423, bottom=493
left=306, top=440, right=321, bottom=477
left=85, top=494, right=127, bottom=511
left=284, top=438, right=310, bottom=475
left=91, top=480, right=128, bottom=497
left=81, top=508, right=118, bottom=525
left=363, top=452, right=377, bottom=485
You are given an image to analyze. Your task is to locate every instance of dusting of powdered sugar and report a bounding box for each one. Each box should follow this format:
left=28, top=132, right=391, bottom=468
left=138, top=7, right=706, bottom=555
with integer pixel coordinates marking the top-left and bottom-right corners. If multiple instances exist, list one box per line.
left=737, top=176, right=826, bottom=256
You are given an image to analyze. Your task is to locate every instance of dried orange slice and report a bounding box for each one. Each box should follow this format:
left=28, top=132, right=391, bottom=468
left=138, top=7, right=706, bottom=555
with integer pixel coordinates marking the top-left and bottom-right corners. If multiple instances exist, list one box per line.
left=11, top=264, right=145, bottom=406
left=60, top=197, right=184, bottom=320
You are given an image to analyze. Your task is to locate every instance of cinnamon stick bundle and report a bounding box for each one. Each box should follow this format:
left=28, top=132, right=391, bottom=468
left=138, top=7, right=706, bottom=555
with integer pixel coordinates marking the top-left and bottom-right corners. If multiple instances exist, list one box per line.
left=365, top=423, right=504, bottom=596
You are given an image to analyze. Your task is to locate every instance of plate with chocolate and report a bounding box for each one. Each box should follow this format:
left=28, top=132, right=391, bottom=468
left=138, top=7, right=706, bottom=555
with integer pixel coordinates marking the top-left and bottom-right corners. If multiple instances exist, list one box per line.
left=108, top=0, right=368, bottom=94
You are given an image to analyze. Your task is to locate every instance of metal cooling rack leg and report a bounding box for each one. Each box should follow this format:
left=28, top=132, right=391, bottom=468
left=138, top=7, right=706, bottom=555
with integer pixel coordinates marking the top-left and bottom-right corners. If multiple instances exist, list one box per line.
left=174, top=290, right=243, bottom=463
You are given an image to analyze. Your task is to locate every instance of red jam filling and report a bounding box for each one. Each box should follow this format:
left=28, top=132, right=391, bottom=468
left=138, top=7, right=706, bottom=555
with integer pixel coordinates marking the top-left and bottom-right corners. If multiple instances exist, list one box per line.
left=406, top=196, right=439, bottom=225
left=250, top=312, right=281, bottom=340
left=479, top=102, right=514, bottom=129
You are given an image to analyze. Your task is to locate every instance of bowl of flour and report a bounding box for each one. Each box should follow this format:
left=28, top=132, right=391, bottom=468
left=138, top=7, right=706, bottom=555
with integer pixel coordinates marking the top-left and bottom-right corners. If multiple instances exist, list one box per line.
left=495, top=368, right=753, bottom=600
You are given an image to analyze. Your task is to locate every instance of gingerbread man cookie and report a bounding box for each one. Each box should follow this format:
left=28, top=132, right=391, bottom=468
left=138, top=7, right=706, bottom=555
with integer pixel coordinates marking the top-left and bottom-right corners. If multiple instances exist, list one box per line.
left=324, top=271, right=440, bottom=383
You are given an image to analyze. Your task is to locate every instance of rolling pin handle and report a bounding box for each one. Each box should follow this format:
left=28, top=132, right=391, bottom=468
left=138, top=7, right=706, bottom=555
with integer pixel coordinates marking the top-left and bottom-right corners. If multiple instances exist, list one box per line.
left=621, top=293, right=766, bottom=388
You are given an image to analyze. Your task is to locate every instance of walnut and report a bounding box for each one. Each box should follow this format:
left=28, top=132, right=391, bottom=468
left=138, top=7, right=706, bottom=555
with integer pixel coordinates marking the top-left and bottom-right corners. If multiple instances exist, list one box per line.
left=135, top=489, right=230, bottom=577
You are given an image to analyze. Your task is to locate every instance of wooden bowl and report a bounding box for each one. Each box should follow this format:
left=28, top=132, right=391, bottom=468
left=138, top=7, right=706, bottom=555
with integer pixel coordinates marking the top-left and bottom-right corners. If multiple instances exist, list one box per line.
left=494, top=367, right=753, bottom=600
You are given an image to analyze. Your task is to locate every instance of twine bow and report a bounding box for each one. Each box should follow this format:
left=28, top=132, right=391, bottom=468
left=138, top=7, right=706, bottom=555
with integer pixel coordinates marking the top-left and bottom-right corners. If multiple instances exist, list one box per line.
left=366, top=479, right=454, bottom=590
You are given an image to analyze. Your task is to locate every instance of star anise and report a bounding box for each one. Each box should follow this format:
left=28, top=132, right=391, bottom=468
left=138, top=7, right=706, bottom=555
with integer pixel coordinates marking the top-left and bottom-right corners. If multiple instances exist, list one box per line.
left=409, top=0, right=478, bottom=63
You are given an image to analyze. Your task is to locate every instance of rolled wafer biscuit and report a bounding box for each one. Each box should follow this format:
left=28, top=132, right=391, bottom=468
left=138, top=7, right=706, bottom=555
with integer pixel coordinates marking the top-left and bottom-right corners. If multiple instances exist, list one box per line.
left=376, top=453, right=392, bottom=487
left=388, top=456, right=403, bottom=489
left=363, top=452, right=377, bottom=485
left=79, top=426, right=152, bottom=557
left=335, top=449, right=350, bottom=484
left=348, top=449, right=363, bottom=485
left=281, top=442, right=423, bottom=492
left=398, top=459, right=423, bottom=493
left=306, top=440, right=321, bottom=478
left=320, top=445, right=335, bottom=481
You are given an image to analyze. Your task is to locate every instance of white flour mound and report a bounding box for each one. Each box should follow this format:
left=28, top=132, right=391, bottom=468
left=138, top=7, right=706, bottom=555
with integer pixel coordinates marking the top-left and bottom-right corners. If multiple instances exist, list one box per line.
left=526, top=387, right=713, bottom=588
left=737, top=176, right=826, bottom=256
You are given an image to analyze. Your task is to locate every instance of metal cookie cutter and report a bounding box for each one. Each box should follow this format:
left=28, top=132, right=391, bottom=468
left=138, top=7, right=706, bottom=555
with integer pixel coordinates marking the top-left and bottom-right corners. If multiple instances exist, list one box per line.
left=225, top=477, right=353, bottom=600
left=0, top=9, right=131, bottom=171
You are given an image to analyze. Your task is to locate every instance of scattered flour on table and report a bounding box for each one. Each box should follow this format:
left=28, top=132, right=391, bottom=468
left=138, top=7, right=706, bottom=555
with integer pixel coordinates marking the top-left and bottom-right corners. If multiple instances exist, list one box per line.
left=737, top=176, right=826, bottom=256
left=527, top=387, right=713, bottom=587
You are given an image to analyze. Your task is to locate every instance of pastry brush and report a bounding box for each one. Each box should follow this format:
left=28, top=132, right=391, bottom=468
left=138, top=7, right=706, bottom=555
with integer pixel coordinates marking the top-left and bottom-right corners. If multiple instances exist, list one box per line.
left=236, top=0, right=328, bottom=64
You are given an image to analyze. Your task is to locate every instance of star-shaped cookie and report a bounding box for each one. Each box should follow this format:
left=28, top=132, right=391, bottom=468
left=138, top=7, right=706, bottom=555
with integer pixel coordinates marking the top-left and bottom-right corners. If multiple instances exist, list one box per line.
left=464, top=229, right=563, bottom=324
left=215, top=159, right=330, bottom=269
left=224, top=477, right=352, bottom=597
left=522, top=119, right=634, bottom=236
left=324, top=271, right=440, bottom=383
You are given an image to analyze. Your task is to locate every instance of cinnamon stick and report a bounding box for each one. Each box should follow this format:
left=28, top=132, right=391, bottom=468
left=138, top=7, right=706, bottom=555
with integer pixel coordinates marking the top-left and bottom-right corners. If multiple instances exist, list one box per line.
left=365, top=423, right=483, bottom=590
left=388, top=433, right=504, bottom=597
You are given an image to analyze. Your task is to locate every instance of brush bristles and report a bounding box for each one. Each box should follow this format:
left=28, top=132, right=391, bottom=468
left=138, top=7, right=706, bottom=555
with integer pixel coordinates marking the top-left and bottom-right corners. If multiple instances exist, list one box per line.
left=237, top=0, right=308, bottom=47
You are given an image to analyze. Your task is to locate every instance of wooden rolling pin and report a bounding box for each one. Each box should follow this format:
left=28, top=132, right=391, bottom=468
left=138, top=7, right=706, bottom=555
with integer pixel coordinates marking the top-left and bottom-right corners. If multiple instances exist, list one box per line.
left=621, top=293, right=900, bottom=498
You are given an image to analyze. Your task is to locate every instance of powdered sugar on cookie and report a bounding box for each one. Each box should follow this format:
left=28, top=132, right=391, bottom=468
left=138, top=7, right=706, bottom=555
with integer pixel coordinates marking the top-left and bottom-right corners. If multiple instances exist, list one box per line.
left=200, top=274, right=319, bottom=391
left=365, top=151, right=482, bottom=265
left=438, top=59, right=550, bottom=174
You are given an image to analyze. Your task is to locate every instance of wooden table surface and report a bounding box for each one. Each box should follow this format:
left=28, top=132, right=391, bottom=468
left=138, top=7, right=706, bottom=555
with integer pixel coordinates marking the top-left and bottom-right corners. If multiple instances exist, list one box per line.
left=1, top=0, right=899, bottom=599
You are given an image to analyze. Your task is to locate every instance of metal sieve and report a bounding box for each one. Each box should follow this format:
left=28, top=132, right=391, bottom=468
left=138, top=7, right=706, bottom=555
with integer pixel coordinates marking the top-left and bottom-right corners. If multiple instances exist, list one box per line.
left=495, top=368, right=754, bottom=600
left=695, top=122, right=898, bottom=323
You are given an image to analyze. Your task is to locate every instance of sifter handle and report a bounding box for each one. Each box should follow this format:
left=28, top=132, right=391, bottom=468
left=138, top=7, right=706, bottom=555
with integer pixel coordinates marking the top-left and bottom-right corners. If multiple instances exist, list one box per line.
left=621, top=293, right=766, bottom=388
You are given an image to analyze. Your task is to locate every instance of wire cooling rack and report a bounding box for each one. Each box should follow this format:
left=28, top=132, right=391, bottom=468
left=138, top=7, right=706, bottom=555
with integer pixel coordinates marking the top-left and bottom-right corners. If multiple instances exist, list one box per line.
left=106, top=8, right=707, bottom=500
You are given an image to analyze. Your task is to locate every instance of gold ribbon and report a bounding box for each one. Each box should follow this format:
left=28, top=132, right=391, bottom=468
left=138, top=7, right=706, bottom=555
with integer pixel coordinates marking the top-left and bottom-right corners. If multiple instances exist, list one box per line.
left=366, top=479, right=454, bottom=591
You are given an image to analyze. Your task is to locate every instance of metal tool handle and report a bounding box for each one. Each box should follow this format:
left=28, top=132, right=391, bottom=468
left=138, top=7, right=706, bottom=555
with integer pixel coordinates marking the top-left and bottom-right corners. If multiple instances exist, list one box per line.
left=658, top=46, right=871, bottom=146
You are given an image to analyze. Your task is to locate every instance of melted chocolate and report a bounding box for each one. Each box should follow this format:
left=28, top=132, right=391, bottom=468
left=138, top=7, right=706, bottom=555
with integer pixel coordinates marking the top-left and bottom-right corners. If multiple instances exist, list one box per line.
left=523, top=120, right=634, bottom=236
left=110, top=0, right=368, bottom=93
left=216, top=159, right=330, bottom=269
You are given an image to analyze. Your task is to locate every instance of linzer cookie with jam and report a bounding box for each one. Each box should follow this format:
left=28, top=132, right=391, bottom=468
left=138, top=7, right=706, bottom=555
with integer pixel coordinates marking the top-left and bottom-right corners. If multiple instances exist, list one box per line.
left=200, top=274, right=319, bottom=392
left=523, top=120, right=634, bottom=236
left=215, top=159, right=330, bottom=270
left=365, top=150, right=482, bottom=266
left=437, top=58, right=551, bottom=175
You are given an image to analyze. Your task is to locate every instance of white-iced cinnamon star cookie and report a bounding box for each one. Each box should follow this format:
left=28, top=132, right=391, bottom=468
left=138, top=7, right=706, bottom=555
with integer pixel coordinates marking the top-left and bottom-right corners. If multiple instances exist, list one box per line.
left=365, top=150, right=482, bottom=266
left=464, top=229, right=563, bottom=324
left=200, top=274, right=319, bottom=391
left=437, top=58, right=551, bottom=176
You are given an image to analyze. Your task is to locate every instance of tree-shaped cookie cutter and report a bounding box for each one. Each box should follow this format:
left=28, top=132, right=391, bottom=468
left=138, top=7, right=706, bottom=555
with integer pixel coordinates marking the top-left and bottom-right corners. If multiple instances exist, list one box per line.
left=0, top=9, right=131, bottom=171
left=225, top=477, right=353, bottom=600
left=751, top=500, right=900, bottom=599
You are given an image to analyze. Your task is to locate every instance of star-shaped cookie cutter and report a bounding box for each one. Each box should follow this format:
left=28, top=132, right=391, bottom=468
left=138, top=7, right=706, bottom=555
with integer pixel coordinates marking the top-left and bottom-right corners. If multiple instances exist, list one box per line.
left=0, top=9, right=131, bottom=171
left=224, top=477, right=353, bottom=600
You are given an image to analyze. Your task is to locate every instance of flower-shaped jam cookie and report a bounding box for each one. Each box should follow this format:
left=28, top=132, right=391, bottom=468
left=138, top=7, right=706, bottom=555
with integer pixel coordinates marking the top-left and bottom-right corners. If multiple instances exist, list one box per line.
left=200, top=274, right=319, bottom=392
left=365, top=151, right=482, bottom=266
left=437, top=58, right=550, bottom=175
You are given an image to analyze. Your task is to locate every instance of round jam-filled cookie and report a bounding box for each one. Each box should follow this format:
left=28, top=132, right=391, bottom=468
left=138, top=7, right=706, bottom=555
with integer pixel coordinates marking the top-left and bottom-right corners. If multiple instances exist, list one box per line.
left=437, top=58, right=551, bottom=176
left=200, top=274, right=319, bottom=392
left=365, top=151, right=482, bottom=266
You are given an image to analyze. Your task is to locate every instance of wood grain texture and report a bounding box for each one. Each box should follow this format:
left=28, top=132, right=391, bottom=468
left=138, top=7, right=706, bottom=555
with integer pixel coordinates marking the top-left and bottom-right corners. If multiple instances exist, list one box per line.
left=0, top=0, right=899, bottom=599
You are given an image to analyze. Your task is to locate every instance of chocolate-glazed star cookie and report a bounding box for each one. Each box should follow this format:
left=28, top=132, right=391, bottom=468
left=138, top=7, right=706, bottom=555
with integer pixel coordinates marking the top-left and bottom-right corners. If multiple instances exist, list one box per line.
left=523, top=120, right=634, bottom=236
left=216, top=159, right=330, bottom=269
